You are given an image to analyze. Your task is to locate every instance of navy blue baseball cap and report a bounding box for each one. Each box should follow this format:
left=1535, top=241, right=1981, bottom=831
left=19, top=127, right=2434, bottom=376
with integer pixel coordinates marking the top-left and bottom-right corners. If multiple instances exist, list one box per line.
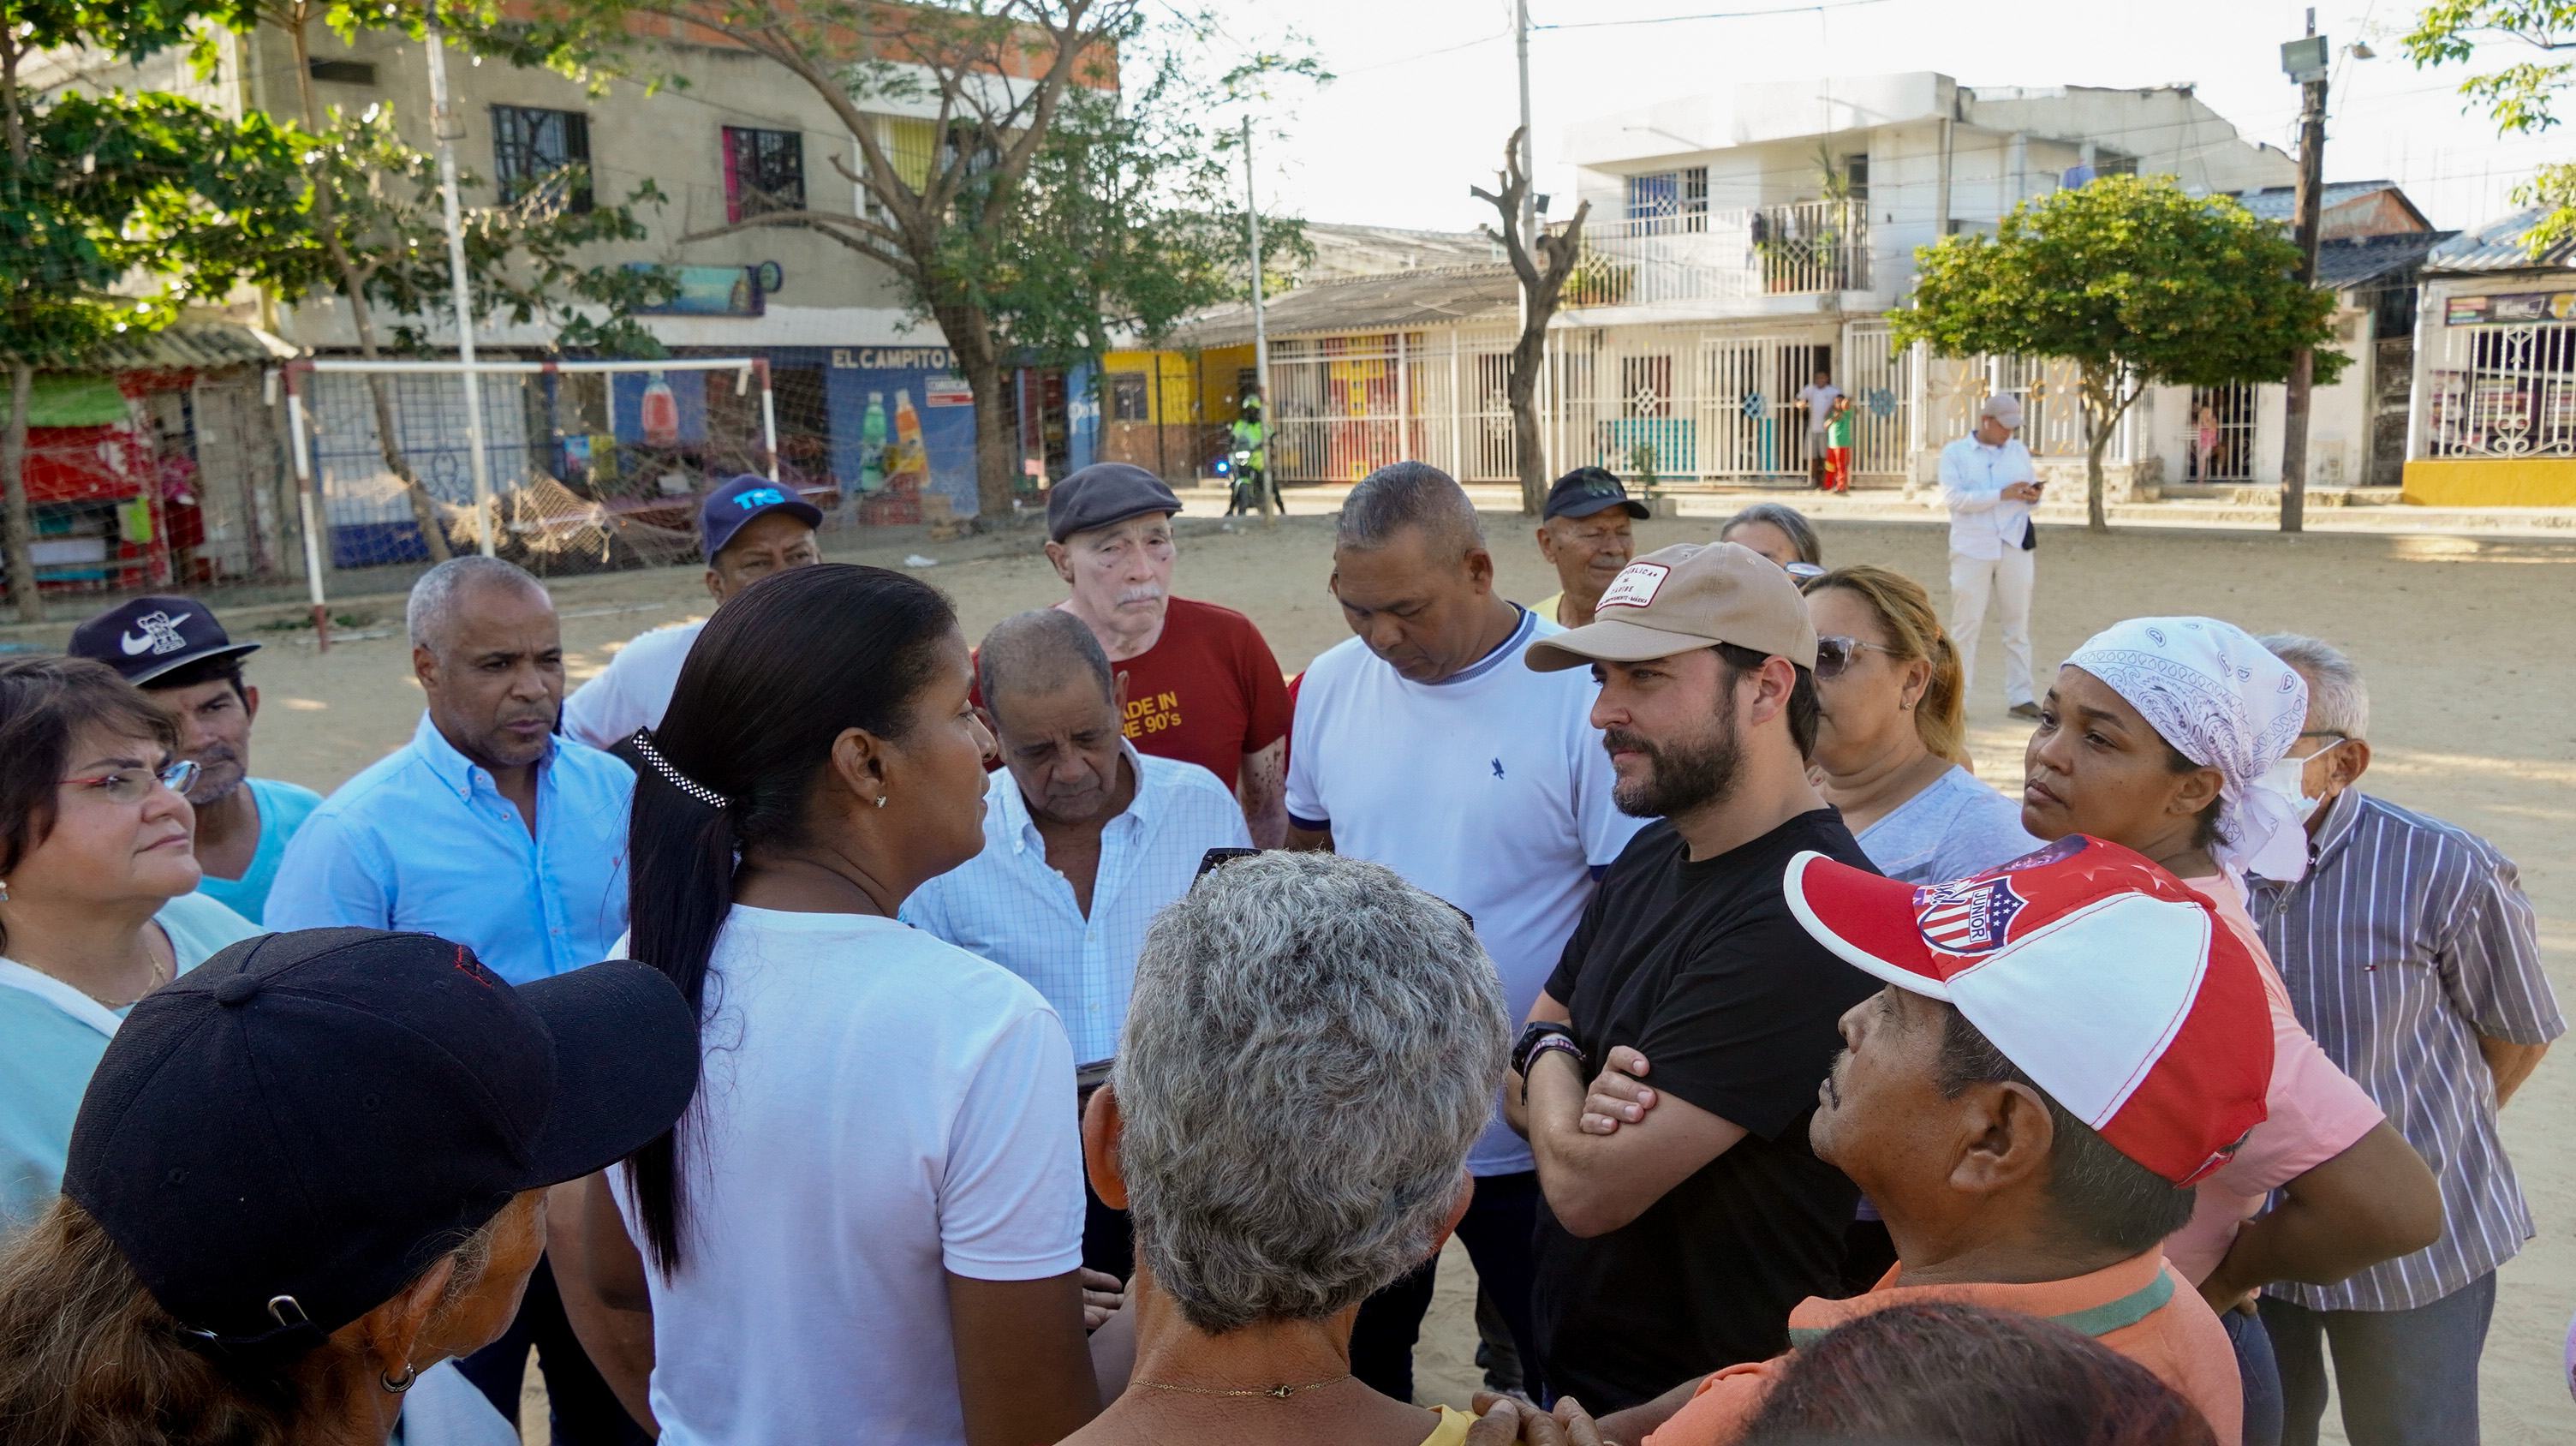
left=699, top=474, right=823, bottom=560
left=68, top=595, right=260, bottom=685
left=1543, top=467, right=1651, bottom=523
left=63, top=929, right=699, bottom=1359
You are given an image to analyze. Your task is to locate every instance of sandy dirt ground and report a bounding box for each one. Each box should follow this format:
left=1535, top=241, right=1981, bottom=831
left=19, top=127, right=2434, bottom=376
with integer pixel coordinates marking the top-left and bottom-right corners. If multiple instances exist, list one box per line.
left=232, top=511, right=2576, bottom=1444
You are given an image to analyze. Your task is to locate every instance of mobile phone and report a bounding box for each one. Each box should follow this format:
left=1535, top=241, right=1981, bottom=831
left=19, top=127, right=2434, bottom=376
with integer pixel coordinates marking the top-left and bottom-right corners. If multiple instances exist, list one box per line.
left=1196, top=847, right=1260, bottom=881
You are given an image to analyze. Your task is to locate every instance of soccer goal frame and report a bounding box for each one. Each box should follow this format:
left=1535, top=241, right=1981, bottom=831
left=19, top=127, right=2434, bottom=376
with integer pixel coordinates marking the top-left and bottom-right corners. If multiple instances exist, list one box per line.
left=280, top=356, right=779, bottom=649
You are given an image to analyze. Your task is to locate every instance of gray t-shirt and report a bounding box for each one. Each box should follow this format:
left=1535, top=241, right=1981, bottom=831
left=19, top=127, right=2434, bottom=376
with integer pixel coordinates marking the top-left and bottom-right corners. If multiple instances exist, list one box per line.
left=1854, top=765, right=2042, bottom=885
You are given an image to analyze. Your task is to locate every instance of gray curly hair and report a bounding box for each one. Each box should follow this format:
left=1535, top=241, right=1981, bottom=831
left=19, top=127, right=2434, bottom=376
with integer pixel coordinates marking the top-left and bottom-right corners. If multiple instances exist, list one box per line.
left=1112, top=851, right=1511, bottom=1335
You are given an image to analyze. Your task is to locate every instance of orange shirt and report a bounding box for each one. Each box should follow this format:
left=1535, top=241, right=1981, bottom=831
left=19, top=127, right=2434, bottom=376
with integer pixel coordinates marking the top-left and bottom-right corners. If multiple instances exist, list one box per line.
left=1640, top=1251, right=2243, bottom=1446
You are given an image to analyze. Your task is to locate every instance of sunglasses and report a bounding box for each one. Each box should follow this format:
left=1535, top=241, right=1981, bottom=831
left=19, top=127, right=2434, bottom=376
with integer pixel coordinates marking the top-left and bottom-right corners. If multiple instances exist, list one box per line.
left=1813, top=636, right=1900, bottom=680
left=63, top=759, right=200, bottom=804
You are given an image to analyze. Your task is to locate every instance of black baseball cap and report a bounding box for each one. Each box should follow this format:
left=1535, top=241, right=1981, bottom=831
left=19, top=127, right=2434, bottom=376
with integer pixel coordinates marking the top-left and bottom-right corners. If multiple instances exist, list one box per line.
left=699, top=474, right=824, bottom=560
left=68, top=595, right=260, bottom=685
left=64, top=929, right=699, bottom=1359
left=1542, top=467, right=1651, bottom=523
left=1047, top=463, right=1180, bottom=543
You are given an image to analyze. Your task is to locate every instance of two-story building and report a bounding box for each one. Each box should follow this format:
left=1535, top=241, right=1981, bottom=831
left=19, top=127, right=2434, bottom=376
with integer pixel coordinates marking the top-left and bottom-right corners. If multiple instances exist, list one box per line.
left=1225, top=72, right=2437, bottom=499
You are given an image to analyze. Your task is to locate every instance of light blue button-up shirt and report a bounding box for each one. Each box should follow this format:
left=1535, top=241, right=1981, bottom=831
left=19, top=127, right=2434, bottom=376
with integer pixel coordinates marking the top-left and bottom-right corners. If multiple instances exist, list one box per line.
left=901, top=748, right=1251, bottom=1064
left=266, top=713, right=634, bottom=985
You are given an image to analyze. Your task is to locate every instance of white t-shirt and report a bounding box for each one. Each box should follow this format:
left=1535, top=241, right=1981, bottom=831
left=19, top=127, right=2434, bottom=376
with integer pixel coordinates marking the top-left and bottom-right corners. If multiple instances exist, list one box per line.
left=1286, top=607, right=1645, bottom=1176
left=611, top=907, right=1083, bottom=1446
left=1797, top=383, right=1843, bottom=432
left=563, top=619, right=704, bottom=750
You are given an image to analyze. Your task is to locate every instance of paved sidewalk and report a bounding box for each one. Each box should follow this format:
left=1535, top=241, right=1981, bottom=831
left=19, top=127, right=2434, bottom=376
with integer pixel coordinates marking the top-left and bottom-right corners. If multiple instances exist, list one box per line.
left=1180, top=481, right=2576, bottom=539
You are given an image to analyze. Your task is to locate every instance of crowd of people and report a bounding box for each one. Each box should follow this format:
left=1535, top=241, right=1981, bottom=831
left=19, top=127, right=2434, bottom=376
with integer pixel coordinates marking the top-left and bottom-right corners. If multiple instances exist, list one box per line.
left=0, top=413, right=2555, bottom=1446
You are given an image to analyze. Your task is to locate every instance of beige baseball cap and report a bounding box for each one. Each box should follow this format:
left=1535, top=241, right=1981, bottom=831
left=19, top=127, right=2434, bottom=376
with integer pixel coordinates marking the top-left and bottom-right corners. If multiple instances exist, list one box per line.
left=1524, top=541, right=1820, bottom=672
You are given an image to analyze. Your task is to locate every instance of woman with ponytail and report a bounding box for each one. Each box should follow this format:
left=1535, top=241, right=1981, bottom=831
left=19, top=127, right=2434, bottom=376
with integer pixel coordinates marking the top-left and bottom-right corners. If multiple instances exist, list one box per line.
left=586, top=564, right=1100, bottom=1446
left=1799, top=565, right=2038, bottom=884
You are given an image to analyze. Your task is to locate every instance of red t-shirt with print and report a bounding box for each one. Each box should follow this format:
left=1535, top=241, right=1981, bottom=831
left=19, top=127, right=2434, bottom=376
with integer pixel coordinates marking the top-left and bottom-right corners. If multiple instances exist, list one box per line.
left=1110, top=597, right=1291, bottom=792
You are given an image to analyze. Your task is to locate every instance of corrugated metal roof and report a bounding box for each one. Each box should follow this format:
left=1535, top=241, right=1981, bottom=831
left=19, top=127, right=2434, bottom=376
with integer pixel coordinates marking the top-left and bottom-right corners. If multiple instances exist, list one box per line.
left=1166, top=265, right=1519, bottom=350
left=2426, top=206, right=2576, bottom=273
left=2218, top=181, right=2406, bottom=223
left=9, top=320, right=298, bottom=373
left=2315, top=230, right=2458, bottom=290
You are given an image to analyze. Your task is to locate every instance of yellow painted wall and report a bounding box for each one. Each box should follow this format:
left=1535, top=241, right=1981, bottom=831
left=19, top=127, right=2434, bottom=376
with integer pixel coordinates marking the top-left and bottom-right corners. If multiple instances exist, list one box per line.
left=2402, top=458, right=2576, bottom=507
left=1099, top=345, right=1258, bottom=425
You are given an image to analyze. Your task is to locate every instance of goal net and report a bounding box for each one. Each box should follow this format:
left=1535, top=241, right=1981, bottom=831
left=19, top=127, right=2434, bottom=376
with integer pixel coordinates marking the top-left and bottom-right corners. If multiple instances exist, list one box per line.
left=283, top=356, right=807, bottom=634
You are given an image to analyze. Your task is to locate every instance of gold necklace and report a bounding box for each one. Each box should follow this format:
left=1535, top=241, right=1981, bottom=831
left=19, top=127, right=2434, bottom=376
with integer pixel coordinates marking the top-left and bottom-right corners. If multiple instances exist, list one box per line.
left=83, top=944, right=171, bottom=1012
left=1132, top=1372, right=1352, bottom=1401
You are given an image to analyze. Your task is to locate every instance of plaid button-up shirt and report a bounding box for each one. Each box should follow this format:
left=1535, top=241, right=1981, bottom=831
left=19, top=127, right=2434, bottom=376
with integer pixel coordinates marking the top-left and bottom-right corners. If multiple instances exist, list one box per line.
left=2248, top=788, right=2565, bottom=1312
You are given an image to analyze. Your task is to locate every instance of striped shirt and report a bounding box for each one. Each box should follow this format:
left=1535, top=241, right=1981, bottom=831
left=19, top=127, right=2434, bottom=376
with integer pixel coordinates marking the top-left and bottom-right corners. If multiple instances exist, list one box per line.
left=2247, top=788, right=2565, bottom=1312
left=900, top=747, right=1251, bottom=1065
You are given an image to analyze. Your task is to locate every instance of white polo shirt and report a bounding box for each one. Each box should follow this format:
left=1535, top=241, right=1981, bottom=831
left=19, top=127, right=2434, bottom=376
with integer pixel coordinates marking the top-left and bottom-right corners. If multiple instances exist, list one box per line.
left=562, top=619, right=704, bottom=749
left=1286, top=606, right=1645, bottom=1176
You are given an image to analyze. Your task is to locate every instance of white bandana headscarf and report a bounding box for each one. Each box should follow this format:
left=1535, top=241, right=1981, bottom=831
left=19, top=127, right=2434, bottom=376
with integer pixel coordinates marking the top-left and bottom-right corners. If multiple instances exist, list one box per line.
left=2065, top=616, right=2311, bottom=882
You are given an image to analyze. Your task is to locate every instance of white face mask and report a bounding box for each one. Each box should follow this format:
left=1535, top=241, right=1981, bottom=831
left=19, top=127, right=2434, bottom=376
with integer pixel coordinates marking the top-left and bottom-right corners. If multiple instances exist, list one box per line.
left=2257, top=755, right=2327, bottom=823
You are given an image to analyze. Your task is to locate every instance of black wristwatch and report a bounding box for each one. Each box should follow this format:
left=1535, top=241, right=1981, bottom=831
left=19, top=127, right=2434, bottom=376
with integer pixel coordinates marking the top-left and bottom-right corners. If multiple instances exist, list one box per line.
left=1512, top=1020, right=1587, bottom=1092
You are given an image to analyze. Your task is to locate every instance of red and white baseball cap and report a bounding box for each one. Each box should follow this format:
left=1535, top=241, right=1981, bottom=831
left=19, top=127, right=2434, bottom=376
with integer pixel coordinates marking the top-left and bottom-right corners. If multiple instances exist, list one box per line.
left=1784, top=836, right=2271, bottom=1186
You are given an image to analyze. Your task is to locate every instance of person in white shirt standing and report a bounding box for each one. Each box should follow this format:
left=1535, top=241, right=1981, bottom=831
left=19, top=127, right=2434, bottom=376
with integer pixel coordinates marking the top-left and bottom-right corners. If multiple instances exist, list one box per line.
left=903, top=607, right=1251, bottom=1284
left=1939, top=394, right=2044, bottom=721
left=560, top=475, right=822, bottom=750
left=1285, top=460, right=1644, bottom=1407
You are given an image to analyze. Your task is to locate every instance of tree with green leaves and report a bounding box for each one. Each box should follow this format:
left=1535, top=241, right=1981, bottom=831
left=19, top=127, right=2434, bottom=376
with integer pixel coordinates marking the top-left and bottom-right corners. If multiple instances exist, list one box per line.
left=2406, top=1, right=2576, bottom=255
left=502, top=0, right=1315, bottom=522
left=209, top=0, right=673, bottom=562
left=1893, top=175, right=2345, bottom=532
left=0, top=0, right=315, bottom=620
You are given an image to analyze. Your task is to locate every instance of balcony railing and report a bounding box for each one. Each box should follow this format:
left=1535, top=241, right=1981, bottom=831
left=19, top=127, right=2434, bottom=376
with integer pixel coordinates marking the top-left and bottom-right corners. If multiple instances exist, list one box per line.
left=1563, top=200, right=1871, bottom=309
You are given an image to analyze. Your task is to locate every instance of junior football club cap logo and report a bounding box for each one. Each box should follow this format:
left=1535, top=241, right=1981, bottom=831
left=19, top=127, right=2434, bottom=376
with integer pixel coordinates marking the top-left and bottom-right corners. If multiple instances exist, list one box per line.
left=1783, top=836, right=2274, bottom=1186
left=1912, top=875, right=2025, bottom=955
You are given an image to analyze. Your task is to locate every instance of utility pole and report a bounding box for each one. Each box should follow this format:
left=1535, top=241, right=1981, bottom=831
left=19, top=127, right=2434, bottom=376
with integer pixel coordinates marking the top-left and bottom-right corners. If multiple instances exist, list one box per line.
left=2279, top=13, right=2329, bottom=535
left=1242, top=116, right=1273, bottom=523
left=1517, top=0, right=1535, bottom=247
left=423, top=2, right=497, bottom=556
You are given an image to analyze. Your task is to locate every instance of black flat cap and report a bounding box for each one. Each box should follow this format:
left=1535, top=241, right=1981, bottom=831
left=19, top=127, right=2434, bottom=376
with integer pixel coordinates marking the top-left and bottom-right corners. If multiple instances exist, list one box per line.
left=1047, top=463, right=1181, bottom=543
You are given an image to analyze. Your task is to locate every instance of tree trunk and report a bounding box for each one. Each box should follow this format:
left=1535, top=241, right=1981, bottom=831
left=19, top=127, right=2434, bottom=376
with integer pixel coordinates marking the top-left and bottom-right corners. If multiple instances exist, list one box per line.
left=1, top=39, right=41, bottom=621
left=1508, top=335, right=1546, bottom=516
left=2, top=362, right=39, bottom=623
left=2079, top=364, right=2111, bottom=534
left=937, top=310, right=1016, bottom=526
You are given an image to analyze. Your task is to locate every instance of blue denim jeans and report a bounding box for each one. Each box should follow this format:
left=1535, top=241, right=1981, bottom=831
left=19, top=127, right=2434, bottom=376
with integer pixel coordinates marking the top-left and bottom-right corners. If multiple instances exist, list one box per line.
left=2224, top=1303, right=2285, bottom=1446
left=2260, top=1273, right=2497, bottom=1446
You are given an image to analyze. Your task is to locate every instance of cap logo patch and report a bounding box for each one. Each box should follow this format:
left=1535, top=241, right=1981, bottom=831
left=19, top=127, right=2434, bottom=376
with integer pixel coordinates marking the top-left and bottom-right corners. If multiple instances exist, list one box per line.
left=1596, top=562, right=1670, bottom=612
left=1912, top=875, right=2026, bottom=955
left=120, top=610, right=194, bottom=656
left=735, top=487, right=789, bottom=510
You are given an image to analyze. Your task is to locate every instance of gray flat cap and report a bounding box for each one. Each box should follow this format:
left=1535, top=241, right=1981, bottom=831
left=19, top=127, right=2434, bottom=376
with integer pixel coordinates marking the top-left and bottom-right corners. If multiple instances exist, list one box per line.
left=1048, top=463, right=1181, bottom=542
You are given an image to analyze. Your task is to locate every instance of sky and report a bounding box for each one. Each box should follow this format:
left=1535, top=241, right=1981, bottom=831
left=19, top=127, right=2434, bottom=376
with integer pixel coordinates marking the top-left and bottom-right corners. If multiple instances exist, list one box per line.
left=1205, top=0, right=2565, bottom=240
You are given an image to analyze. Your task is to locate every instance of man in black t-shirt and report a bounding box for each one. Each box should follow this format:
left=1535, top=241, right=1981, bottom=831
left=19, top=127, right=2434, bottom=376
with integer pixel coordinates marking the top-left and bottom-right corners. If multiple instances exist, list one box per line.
left=1506, top=541, right=1881, bottom=1410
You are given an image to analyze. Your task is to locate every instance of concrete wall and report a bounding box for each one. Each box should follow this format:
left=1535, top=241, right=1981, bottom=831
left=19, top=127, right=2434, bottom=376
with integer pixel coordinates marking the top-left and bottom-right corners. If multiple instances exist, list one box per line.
left=240, top=24, right=921, bottom=349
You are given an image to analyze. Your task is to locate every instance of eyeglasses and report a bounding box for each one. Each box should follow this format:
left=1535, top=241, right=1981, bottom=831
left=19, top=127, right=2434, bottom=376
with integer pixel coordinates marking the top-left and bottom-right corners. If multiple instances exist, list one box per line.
left=1814, top=636, right=1900, bottom=680
left=63, top=760, right=200, bottom=804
